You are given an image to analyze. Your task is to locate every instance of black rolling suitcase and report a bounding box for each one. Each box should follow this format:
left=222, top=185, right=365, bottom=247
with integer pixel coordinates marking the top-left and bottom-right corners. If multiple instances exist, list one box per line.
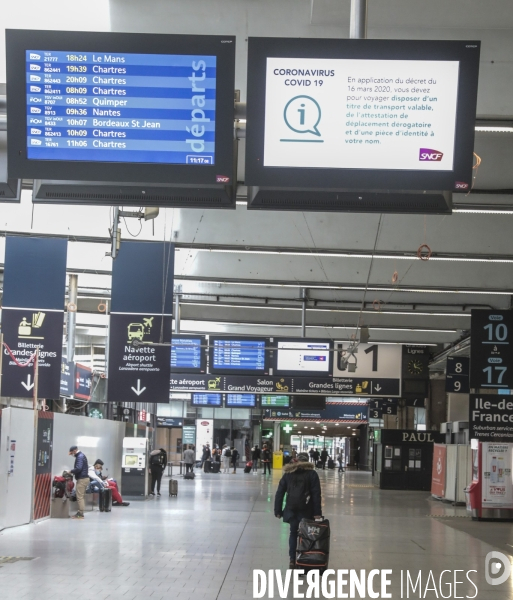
left=169, top=479, right=178, bottom=496
left=100, top=488, right=112, bottom=512
left=316, top=460, right=323, bottom=469
left=244, top=461, right=253, bottom=474
left=296, top=518, right=330, bottom=572
left=211, top=461, right=221, bottom=473
left=203, top=460, right=212, bottom=473
left=184, top=471, right=195, bottom=480
left=327, top=458, right=335, bottom=469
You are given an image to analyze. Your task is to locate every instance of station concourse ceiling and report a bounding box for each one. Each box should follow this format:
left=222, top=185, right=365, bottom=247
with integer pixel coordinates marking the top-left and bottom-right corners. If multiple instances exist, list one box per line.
left=0, top=0, right=512, bottom=362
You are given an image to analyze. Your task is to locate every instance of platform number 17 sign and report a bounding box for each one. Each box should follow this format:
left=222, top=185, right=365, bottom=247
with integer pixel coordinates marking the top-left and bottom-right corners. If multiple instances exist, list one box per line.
left=470, top=311, right=513, bottom=391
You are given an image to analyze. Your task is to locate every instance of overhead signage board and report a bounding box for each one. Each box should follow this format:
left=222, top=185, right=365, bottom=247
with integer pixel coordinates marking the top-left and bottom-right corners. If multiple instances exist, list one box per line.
left=7, top=30, right=236, bottom=186
left=470, top=310, right=513, bottom=392
left=60, top=358, right=75, bottom=396
left=274, top=338, right=333, bottom=377
left=261, top=395, right=290, bottom=407
left=225, top=393, right=256, bottom=408
left=169, top=373, right=399, bottom=396
left=445, top=356, right=470, bottom=394
left=107, top=241, right=174, bottom=403
left=192, top=393, right=222, bottom=406
left=209, top=337, right=268, bottom=375
left=469, top=394, right=513, bottom=442
left=171, top=335, right=206, bottom=373
left=1, top=237, right=67, bottom=399
left=263, top=404, right=368, bottom=422
left=245, top=38, right=480, bottom=193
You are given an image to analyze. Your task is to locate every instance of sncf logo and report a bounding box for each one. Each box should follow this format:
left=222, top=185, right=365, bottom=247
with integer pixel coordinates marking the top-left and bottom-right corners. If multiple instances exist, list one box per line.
left=419, top=148, right=443, bottom=161
left=455, top=181, right=469, bottom=190
left=216, top=175, right=230, bottom=183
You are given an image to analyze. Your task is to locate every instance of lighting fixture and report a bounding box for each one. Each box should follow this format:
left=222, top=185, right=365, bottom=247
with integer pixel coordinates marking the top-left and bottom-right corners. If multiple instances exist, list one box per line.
left=475, top=126, right=513, bottom=132
left=293, top=424, right=297, bottom=427
left=176, top=278, right=512, bottom=295
left=316, top=421, right=320, bottom=424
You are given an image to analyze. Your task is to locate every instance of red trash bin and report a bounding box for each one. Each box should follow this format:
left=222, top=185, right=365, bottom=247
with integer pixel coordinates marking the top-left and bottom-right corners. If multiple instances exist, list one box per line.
left=465, top=481, right=480, bottom=520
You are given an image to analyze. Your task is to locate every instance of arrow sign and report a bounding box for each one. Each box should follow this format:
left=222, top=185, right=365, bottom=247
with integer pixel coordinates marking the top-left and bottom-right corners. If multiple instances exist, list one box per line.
left=375, top=384, right=382, bottom=391
left=131, top=379, right=146, bottom=396
left=21, top=374, right=35, bottom=391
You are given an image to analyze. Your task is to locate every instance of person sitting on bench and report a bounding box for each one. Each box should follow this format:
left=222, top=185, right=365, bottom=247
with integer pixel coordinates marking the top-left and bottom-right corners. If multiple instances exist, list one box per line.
left=93, top=459, right=130, bottom=506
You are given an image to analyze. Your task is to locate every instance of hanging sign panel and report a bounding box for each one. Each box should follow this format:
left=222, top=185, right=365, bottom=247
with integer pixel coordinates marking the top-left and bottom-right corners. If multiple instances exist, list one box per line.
left=107, top=241, right=174, bottom=403
left=470, top=310, right=513, bottom=392
left=445, top=356, right=470, bottom=394
left=1, top=237, right=67, bottom=399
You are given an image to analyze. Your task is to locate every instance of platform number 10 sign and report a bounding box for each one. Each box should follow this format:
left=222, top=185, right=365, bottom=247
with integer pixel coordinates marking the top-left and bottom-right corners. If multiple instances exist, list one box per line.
left=470, top=311, right=513, bottom=391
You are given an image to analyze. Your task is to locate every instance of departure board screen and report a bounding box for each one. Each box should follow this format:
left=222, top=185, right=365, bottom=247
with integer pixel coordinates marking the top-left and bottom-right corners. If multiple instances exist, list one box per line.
left=261, top=395, right=289, bottom=407
left=25, top=50, right=216, bottom=165
left=192, top=393, right=222, bottom=406
left=226, top=394, right=257, bottom=408
left=209, top=337, right=268, bottom=374
left=171, top=336, right=205, bottom=372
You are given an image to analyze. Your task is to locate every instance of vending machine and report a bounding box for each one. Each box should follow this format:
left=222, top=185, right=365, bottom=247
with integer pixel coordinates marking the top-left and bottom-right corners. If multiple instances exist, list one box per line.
left=466, top=440, right=513, bottom=520
left=121, top=437, right=149, bottom=497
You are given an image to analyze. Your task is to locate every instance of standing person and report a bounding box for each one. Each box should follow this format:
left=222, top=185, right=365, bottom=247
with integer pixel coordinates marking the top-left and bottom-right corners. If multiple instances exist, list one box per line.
left=231, top=446, right=239, bottom=474
left=354, top=447, right=360, bottom=471
left=69, top=445, right=89, bottom=520
left=201, top=444, right=211, bottom=467
left=274, top=452, right=322, bottom=568
left=337, top=449, right=344, bottom=474
left=183, top=445, right=195, bottom=474
left=251, top=444, right=261, bottom=473
left=309, top=447, right=315, bottom=463
left=320, top=447, right=329, bottom=470
left=222, top=445, right=231, bottom=474
left=149, top=448, right=167, bottom=496
left=291, top=448, right=297, bottom=460
left=261, top=444, right=272, bottom=476
left=313, top=448, right=320, bottom=465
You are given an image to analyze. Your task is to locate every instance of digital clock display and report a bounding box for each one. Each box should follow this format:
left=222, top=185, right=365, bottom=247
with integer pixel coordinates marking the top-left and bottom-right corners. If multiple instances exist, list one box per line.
left=25, top=49, right=217, bottom=165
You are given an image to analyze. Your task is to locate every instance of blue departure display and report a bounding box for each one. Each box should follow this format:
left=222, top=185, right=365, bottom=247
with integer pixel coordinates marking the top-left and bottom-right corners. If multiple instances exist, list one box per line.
left=171, top=338, right=203, bottom=370
left=212, top=339, right=266, bottom=371
left=226, top=394, right=256, bottom=408
left=192, top=393, right=222, bottom=406
left=25, top=50, right=216, bottom=165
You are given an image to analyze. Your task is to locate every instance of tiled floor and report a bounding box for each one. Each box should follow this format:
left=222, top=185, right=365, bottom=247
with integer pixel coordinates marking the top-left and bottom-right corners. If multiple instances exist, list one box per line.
left=1, top=468, right=512, bottom=599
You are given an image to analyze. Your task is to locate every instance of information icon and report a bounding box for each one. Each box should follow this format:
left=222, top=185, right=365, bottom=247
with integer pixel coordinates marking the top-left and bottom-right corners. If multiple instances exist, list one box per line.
left=282, top=95, right=322, bottom=140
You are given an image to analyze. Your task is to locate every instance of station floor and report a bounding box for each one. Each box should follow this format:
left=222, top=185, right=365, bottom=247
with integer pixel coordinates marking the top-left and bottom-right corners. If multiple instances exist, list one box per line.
left=1, top=468, right=513, bottom=600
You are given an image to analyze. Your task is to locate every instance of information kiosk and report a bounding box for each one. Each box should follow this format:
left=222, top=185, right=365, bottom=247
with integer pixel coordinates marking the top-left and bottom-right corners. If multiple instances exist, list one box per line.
left=121, top=437, right=149, bottom=497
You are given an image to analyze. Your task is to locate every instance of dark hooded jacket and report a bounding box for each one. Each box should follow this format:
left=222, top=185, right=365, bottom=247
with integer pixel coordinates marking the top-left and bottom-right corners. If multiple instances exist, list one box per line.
left=274, top=461, right=322, bottom=523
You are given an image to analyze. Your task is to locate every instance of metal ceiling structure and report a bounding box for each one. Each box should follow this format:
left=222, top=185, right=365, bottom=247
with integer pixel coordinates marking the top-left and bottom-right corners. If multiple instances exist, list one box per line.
left=0, top=0, right=512, bottom=360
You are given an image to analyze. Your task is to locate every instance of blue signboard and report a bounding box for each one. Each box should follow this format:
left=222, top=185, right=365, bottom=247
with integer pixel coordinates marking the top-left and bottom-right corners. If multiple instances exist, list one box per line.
left=225, top=394, right=256, bottom=408
left=25, top=50, right=217, bottom=165
left=211, top=338, right=266, bottom=371
left=192, top=393, right=222, bottom=407
left=171, top=337, right=203, bottom=371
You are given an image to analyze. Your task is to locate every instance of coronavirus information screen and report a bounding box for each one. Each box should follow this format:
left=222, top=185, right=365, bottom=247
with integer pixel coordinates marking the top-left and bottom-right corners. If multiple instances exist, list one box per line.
left=25, top=50, right=216, bottom=165
left=263, top=57, right=459, bottom=171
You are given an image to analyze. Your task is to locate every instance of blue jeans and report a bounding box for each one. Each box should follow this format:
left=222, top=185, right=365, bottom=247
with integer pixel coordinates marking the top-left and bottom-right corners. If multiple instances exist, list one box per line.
left=252, top=460, right=258, bottom=472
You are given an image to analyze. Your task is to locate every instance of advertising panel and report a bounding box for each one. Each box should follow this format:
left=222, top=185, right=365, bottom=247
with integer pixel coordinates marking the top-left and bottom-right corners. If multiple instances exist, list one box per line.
left=481, top=442, right=513, bottom=508
left=431, top=444, right=447, bottom=497
left=195, top=419, right=213, bottom=461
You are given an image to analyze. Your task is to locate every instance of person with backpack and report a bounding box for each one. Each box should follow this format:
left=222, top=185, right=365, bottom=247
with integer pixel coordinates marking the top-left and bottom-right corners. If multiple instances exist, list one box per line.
left=230, top=446, right=239, bottom=473
left=222, top=445, right=231, bottom=473
left=201, top=444, right=211, bottom=468
left=261, top=444, right=272, bottom=476
left=149, top=448, right=167, bottom=496
left=68, top=445, right=89, bottom=520
left=251, top=444, right=261, bottom=473
left=274, top=452, right=322, bottom=568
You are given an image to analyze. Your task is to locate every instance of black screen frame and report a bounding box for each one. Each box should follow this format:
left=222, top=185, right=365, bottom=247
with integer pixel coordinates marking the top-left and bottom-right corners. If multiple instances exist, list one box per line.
left=170, top=334, right=207, bottom=374
left=272, top=337, right=334, bottom=377
left=292, top=395, right=327, bottom=410
left=191, top=393, right=223, bottom=407
left=6, top=29, right=235, bottom=184
left=225, top=393, right=257, bottom=408
left=260, top=394, right=290, bottom=408
left=208, top=335, right=270, bottom=376
left=245, top=37, right=480, bottom=191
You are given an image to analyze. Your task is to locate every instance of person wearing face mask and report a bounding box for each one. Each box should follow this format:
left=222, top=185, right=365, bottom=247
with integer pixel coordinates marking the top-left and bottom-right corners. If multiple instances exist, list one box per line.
left=92, top=459, right=130, bottom=506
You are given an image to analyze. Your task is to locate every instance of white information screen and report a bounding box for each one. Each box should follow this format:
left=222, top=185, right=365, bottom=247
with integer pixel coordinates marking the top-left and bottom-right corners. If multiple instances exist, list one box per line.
left=263, top=57, right=459, bottom=171
left=276, top=341, right=331, bottom=373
